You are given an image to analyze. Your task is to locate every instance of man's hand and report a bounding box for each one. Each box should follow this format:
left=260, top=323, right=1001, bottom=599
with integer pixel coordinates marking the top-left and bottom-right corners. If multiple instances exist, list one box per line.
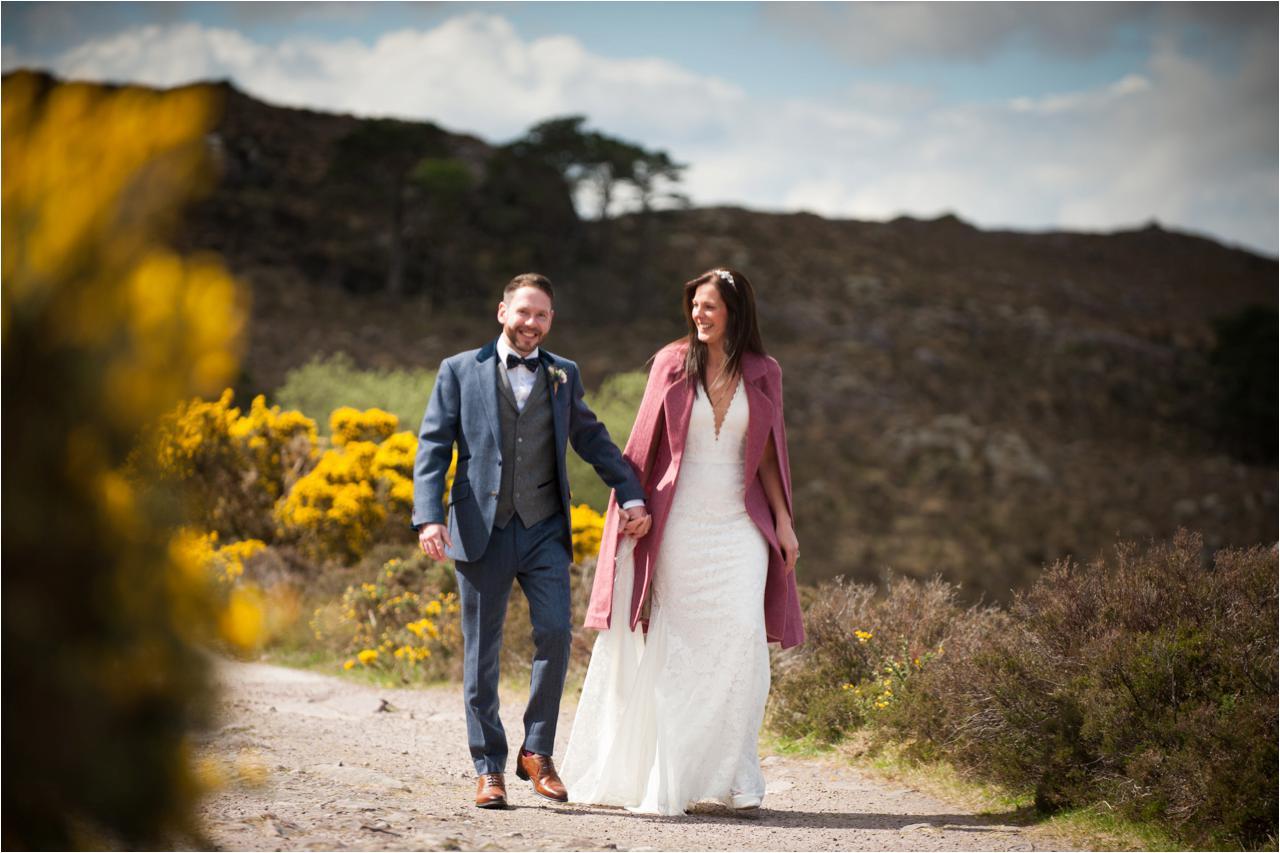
left=418, top=523, right=453, bottom=561
left=621, top=505, right=652, bottom=539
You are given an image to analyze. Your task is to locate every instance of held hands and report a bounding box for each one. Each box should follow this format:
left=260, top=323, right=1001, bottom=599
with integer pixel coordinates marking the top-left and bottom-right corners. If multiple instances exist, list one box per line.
left=621, top=505, right=652, bottom=539
left=776, top=517, right=800, bottom=575
left=418, top=523, right=452, bottom=561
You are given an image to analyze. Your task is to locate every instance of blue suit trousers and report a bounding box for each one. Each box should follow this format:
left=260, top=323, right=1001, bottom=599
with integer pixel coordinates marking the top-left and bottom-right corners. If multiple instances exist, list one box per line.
left=454, top=513, right=572, bottom=774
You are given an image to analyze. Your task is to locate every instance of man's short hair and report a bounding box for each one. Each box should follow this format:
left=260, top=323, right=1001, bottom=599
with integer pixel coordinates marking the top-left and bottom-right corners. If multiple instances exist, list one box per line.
left=503, top=273, right=554, bottom=303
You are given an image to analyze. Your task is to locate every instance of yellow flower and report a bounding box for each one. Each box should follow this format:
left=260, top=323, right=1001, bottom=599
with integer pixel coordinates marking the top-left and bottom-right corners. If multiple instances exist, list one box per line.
left=570, top=503, right=605, bottom=564
left=854, top=629, right=873, bottom=643
left=219, top=586, right=265, bottom=651
left=357, top=648, right=378, bottom=665
left=343, top=659, right=356, bottom=670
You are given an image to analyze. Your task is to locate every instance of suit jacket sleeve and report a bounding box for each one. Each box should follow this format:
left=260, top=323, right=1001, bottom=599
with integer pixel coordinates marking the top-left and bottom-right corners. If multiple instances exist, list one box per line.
left=412, top=358, right=460, bottom=529
left=565, top=362, right=645, bottom=505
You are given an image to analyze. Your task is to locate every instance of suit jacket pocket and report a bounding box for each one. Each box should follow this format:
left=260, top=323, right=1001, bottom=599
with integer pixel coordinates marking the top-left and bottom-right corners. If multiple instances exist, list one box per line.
left=448, top=480, right=473, bottom=505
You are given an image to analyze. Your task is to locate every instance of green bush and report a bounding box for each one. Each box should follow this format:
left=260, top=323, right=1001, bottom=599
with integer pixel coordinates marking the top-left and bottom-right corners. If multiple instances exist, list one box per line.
left=274, top=352, right=436, bottom=437
left=565, top=370, right=647, bottom=511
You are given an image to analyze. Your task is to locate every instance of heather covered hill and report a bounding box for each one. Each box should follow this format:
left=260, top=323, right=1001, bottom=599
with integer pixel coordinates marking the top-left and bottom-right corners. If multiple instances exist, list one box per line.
left=25, top=72, right=1270, bottom=601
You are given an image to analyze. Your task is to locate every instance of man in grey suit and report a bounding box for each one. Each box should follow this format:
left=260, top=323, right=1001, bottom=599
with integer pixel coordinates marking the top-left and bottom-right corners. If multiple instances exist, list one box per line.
left=413, top=273, right=651, bottom=809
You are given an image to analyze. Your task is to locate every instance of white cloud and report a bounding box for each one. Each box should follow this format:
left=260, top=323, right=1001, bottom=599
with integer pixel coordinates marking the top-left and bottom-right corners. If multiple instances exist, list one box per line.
left=762, top=2, right=1275, bottom=66
left=4, top=13, right=1275, bottom=255
left=1010, top=73, right=1151, bottom=115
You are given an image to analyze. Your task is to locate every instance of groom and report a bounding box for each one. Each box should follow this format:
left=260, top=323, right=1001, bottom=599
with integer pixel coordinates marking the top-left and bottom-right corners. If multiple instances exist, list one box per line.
left=413, top=273, right=650, bottom=809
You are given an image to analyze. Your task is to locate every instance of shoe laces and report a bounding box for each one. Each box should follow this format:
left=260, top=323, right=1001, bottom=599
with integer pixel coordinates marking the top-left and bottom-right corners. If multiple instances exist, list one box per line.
left=483, top=772, right=503, bottom=787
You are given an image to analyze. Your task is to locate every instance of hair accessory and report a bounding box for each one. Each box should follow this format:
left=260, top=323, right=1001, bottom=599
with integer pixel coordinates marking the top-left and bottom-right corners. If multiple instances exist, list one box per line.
left=716, top=269, right=736, bottom=290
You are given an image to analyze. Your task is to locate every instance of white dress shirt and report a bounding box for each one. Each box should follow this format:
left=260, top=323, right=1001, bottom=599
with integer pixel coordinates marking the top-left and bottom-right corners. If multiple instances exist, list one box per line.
left=495, top=334, right=539, bottom=412
left=494, top=335, right=644, bottom=512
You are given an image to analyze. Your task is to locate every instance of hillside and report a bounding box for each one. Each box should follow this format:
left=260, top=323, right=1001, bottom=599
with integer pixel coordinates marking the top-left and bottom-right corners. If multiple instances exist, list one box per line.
left=21, top=72, right=1276, bottom=600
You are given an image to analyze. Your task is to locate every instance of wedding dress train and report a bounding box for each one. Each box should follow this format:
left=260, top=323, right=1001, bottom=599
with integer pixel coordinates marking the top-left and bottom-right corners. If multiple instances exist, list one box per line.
left=561, top=378, right=771, bottom=815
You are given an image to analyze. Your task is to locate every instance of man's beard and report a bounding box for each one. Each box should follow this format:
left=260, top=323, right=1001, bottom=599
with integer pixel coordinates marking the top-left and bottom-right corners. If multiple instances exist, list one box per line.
left=505, top=327, right=542, bottom=355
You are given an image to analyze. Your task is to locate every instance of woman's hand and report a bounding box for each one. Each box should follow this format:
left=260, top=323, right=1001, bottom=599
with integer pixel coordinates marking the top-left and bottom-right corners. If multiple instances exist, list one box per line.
left=621, top=505, right=652, bottom=538
left=776, top=518, right=799, bottom=575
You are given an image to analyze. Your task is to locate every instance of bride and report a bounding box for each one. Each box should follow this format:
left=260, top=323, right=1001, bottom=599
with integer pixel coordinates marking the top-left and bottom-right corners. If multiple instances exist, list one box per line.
left=561, top=267, right=805, bottom=815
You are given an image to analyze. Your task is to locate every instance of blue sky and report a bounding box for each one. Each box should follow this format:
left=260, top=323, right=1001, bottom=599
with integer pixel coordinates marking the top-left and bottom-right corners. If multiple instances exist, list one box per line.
left=4, top=2, right=1276, bottom=255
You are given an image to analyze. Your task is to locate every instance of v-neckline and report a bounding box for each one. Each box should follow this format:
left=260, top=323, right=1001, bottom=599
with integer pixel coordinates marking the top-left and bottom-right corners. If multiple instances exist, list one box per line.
left=707, top=376, right=742, bottom=442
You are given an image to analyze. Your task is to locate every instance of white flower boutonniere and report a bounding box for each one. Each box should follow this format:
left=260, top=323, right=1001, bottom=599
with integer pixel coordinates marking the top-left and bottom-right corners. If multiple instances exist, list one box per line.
left=550, top=366, right=568, bottom=393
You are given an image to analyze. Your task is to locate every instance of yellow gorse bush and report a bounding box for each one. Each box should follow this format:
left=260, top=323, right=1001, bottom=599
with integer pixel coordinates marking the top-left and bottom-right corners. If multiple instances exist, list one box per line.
left=152, top=391, right=598, bottom=568
left=311, top=558, right=464, bottom=681
left=170, top=528, right=266, bottom=584
left=149, top=390, right=317, bottom=540
left=570, top=503, right=606, bottom=564
left=330, top=406, right=399, bottom=447
left=3, top=72, right=247, bottom=847
left=231, top=395, right=320, bottom=499
left=276, top=437, right=387, bottom=561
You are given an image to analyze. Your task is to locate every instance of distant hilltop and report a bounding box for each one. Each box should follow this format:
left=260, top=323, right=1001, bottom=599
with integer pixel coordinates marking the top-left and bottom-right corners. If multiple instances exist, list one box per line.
left=9, top=68, right=1276, bottom=600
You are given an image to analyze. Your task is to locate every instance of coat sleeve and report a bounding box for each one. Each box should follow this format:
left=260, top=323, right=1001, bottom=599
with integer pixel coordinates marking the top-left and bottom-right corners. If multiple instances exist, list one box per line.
left=768, top=359, right=794, bottom=522
left=620, top=347, right=677, bottom=482
left=584, top=347, right=677, bottom=630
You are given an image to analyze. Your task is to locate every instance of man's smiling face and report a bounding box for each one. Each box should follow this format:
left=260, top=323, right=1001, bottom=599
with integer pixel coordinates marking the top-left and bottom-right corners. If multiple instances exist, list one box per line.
left=497, top=285, right=554, bottom=355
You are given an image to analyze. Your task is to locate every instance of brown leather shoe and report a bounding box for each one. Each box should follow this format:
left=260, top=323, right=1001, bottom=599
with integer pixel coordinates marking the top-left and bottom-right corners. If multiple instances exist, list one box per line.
left=475, top=772, right=508, bottom=809
left=515, top=750, right=568, bottom=802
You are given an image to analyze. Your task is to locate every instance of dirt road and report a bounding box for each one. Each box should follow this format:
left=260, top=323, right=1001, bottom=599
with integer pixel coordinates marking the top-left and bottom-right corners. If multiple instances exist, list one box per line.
left=194, top=658, right=1074, bottom=851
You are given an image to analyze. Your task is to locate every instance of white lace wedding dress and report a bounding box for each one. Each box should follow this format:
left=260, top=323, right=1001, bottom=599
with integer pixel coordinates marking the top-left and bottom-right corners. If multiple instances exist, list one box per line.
left=561, top=378, right=771, bottom=815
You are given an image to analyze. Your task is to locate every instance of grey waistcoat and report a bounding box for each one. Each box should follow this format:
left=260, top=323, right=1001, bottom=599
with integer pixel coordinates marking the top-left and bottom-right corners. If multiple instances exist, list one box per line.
left=494, top=365, right=561, bottom=529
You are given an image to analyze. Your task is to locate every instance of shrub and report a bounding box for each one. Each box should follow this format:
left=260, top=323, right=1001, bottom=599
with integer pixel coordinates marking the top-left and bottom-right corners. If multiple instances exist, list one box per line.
left=570, top=504, right=605, bottom=565
left=147, top=391, right=317, bottom=540
left=884, top=531, right=1278, bottom=849
left=768, top=574, right=969, bottom=742
left=273, top=407, right=440, bottom=564
left=275, top=439, right=390, bottom=562
left=769, top=531, right=1277, bottom=848
left=330, top=405, right=399, bottom=447
left=310, top=556, right=464, bottom=683
left=274, top=352, right=436, bottom=437
left=2, top=73, right=245, bottom=848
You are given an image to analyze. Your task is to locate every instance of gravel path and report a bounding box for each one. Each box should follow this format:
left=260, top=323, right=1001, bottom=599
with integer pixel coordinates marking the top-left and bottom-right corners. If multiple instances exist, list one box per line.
left=194, top=658, right=1075, bottom=851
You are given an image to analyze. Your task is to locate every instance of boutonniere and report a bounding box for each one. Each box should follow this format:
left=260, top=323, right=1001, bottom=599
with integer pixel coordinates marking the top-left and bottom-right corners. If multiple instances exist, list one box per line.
left=549, top=366, right=568, bottom=393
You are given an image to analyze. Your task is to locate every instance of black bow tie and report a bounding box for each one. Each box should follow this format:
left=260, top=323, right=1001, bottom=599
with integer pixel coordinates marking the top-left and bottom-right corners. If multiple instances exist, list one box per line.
left=505, top=353, right=540, bottom=372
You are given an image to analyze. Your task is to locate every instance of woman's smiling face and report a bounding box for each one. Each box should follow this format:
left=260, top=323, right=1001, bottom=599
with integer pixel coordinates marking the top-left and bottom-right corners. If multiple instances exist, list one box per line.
left=691, top=282, right=728, bottom=350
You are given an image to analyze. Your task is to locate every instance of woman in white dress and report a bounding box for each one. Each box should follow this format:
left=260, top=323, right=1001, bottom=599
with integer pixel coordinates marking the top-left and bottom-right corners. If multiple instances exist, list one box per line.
left=562, top=267, right=805, bottom=815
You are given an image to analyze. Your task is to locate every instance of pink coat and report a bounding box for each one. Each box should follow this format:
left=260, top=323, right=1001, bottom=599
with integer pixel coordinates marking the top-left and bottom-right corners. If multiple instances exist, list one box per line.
left=584, top=343, right=806, bottom=649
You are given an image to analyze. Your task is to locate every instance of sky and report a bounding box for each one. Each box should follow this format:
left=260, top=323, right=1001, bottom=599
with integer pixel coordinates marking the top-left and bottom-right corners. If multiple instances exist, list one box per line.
left=3, top=1, right=1277, bottom=256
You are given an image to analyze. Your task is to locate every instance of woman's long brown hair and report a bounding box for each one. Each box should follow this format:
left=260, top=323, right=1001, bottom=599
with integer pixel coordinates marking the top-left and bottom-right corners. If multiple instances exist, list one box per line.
left=674, top=267, right=766, bottom=394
